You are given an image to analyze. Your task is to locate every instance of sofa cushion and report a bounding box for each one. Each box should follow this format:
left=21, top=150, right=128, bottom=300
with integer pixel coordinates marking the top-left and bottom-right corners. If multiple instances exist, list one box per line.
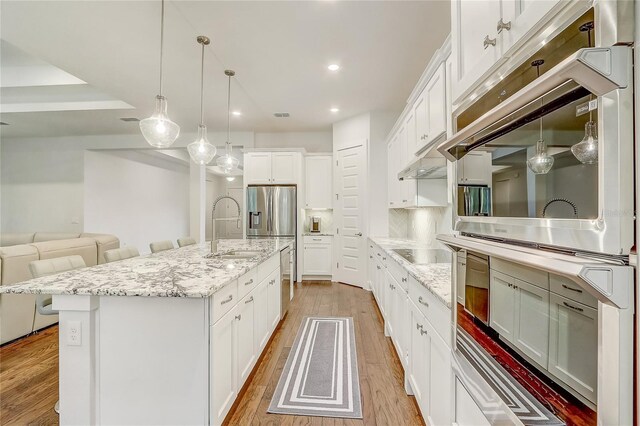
left=0, top=244, right=40, bottom=285
left=0, top=233, right=36, bottom=247
left=33, top=232, right=81, bottom=243
left=32, top=237, right=98, bottom=267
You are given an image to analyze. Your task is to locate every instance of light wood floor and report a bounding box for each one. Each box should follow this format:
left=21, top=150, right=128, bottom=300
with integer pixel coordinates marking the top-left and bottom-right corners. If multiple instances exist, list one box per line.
left=0, top=281, right=424, bottom=426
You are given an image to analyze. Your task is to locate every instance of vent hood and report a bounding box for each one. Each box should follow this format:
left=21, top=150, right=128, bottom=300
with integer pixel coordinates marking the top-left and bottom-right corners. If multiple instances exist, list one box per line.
left=398, top=134, right=447, bottom=180
left=437, top=46, right=631, bottom=161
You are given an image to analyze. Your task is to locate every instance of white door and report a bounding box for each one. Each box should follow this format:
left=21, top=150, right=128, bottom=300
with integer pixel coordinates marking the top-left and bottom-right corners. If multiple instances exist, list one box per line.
left=244, top=153, right=272, bottom=184
left=254, top=279, right=270, bottom=352
left=452, top=0, right=502, bottom=102
left=501, top=0, right=561, bottom=54
left=211, top=305, right=238, bottom=426
left=489, top=270, right=515, bottom=342
left=236, top=293, right=256, bottom=388
left=271, top=152, right=297, bottom=184
left=335, top=144, right=367, bottom=286
left=305, top=156, right=332, bottom=208
left=409, top=302, right=431, bottom=415
left=548, top=293, right=597, bottom=404
left=513, top=279, right=549, bottom=369
left=266, top=269, right=281, bottom=332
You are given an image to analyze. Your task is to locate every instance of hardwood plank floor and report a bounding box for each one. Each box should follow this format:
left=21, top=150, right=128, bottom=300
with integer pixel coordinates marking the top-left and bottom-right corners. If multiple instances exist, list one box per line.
left=0, top=281, right=424, bottom=426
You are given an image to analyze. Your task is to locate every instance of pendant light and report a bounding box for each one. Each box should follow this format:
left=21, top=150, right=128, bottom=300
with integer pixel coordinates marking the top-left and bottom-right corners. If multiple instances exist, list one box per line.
left=571, top=21, right=598, bottom=165
left=139, top=0, right=180, bottom=148
left=527, top=59, right=554, bottom=175
left=216, top=70, right=240, bottom=173
left=187, top=36, right=216, bottom=165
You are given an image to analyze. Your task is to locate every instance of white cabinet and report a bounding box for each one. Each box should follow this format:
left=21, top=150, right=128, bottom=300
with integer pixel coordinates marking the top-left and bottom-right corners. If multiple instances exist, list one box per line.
left=548, top=293, right=597, bottom=404
left=236, top=293, right=257, bottom=387
left=454, top=378, right=491, bottom=426
left=211, top=304, right=238, bottom=426
left=451, top=0, right=561, bottom=102
left=303, top=235, right=332, bottom=276
left=409, top=301, right=431, bottom=409
left=428, top=321, right=452, bottom=426
left=457, top=151, right=492, bottom=185
left=415, top=63, right=447, bottom=154
left=490, top=270, right=549, bottom=369
left=266, top=269, right=281, bottom=333
left=414, top=92, right=428, bottom=156
left=305, top=156, right=332, bottom=208
left=384, top=270, right=397, bottom=336
left=244, top=152, right=300, bottom=184
left=254, top=278, right=270, bottom=352
left=387, top=138, right=401, bottom=208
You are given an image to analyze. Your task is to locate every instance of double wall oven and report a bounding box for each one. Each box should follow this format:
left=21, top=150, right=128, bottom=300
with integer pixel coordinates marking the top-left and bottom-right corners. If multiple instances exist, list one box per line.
left=437, top=5, right=635, bottom=426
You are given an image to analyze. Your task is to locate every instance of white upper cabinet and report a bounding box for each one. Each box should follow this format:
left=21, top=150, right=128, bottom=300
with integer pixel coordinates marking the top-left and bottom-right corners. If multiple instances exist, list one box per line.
left=244, top=152, right=301, bottom=185
left=305, top=156, right=332, bottom=209
left=451, top=0, right=561, bottom=103
left=457, top=151, right=492, bottom=185
left=416, top=63, right=447, bottom=155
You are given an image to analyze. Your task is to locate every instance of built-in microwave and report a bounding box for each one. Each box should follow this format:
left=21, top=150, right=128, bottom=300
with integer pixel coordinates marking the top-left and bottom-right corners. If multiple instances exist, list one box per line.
left=438, top=10, right=634, bottom=257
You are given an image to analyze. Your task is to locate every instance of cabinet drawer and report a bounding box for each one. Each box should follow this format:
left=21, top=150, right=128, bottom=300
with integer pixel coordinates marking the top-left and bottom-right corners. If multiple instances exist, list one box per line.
left=387, top=258, right=409, bottom=291
left=408, top=275, right=451, bottom=346
left=303, top=235, right=332, bottom=244
left=237, top=268, right=258, bottom=300
left=549, top=274, right=597, bottom=309
left=258, top=253, right=279, bottom=283
left=491, top=257, right=548, bottom=290
left=211, top=280, right=238, bottom=325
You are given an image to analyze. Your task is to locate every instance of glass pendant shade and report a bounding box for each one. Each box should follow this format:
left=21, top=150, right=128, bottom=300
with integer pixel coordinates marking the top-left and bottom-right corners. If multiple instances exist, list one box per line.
left=216, top=145, right=239, bottom=173
left=527, top=139, right=554, bottom=174
left=139, top=95, right=180, bottom=148
left=188, top=125, right=216, bottom=165
left=571, top=121, right=598, bottom=164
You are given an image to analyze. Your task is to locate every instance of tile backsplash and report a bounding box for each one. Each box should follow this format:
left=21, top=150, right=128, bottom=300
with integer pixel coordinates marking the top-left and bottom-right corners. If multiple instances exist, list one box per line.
left=302, top=209, right=334, bottom=233
left=389, top=207, right=452, bottom=246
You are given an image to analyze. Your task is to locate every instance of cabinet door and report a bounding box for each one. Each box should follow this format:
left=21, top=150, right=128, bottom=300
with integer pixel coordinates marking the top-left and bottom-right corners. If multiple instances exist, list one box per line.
left=513, top=280, right=549, bottom=369
left=454, top=378, right=491, bottom=426
left=266, top=269, right=281, bottom=332
left=548, top=294, right=597, bottom=404
left=429, top=324, right=452, bottom=426
left=396, top=291, right=410, bottom=366
left=387, top=138, right=399, bottom=208
left=376, top=262, right=385, bottom=315
left=452, top=0, right=502, bottom=102
left=459, top=151, right=492, bottom=185
left=236, top=294, right=256, bottom=388
left=244, top=153, right=272, bottom=184
left=254, top=279, right=270, bottom=352
left=211, top=305, right=238, bottom=426
left=305, top=156, right=332, bottom=208
left=272, top=153, right=298, bottom=184
left=384, top=271, right=396, bottom=335
left=303, top=244, right=332, bottom=275
left=501, top=0, right=561, bottom=54
left=414, top=91, right=428, bottom=154
left=489, top=271, right=515, bottom=343
left=425, top=63, right=446, bottom=148
left=405, top=111, right=417, bottom=163
left=409, top=302, right=431, bottom=415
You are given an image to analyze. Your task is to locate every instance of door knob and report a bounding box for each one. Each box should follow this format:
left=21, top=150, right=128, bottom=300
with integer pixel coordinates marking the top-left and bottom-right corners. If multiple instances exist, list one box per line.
left=355, top=232, right=363, bottom=236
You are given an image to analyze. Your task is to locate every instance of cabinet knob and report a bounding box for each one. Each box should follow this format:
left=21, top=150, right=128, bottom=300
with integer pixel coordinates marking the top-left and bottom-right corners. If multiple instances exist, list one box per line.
left=235, top=314, right=242, bottom=321
left=497, top=18, right=512, bottom=33
left=416, top=323, right=423, bottom=330
left=402, top=277, right=407, bottom=283
left=483, top=35, right=497, bottom=49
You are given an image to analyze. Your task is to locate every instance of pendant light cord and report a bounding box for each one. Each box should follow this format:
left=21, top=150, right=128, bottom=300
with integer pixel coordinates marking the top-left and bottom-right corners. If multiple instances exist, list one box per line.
left=159, top=0, right=165, bottom=96
left=200, top=42, right=205, bottom=125
left=226, top=74, right=231, bottom=150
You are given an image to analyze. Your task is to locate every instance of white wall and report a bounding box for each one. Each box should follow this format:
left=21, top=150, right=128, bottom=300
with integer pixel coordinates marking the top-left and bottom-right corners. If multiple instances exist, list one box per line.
left=84, top=150, right=190, bottom=254
left=254, top=131, right=332, bottom=152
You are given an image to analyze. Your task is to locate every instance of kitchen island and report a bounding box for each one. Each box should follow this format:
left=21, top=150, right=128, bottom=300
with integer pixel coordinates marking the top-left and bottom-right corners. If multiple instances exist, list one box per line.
left=0, top=238, right=293, bottom=426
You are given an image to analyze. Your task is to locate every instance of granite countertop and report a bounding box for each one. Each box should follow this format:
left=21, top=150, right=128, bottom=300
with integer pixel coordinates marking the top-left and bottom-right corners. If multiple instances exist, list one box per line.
left=0, top=238, right=293, bottom=298
left=370, top=237, right=452, bottom=308
left=302, top=233, right=334, bottom=237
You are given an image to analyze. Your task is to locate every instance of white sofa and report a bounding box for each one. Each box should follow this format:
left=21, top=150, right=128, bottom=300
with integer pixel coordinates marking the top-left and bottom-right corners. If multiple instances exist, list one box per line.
left=0, top=232, right=119, bottom=344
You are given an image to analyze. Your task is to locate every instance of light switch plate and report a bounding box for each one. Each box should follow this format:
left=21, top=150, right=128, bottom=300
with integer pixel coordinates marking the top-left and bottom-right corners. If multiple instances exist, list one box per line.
left=67, top=320, right=82, bottom=346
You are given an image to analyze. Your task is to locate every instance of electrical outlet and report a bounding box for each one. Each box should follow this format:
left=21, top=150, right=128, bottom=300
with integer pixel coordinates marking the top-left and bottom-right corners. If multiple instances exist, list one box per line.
left=67, top=320, right=82, bottom=346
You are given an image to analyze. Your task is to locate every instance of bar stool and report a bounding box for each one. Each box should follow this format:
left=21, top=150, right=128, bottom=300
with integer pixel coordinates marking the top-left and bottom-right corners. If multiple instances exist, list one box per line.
left=177, top=237, right=196, bottom=248
left=29, top=255, right=87, bottom=415
left=104, top=246, right=140, bottom=263
left=149, top=240, right=174, bottom=253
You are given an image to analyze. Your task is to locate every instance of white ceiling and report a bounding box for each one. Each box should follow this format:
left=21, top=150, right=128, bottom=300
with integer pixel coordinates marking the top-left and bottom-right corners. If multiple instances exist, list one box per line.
left=0, top=1, right=450, bottom=139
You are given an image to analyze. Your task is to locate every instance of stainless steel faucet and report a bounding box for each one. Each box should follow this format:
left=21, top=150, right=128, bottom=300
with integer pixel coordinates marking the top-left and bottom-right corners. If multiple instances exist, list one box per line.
left=211, top=195, right=242, bottom=253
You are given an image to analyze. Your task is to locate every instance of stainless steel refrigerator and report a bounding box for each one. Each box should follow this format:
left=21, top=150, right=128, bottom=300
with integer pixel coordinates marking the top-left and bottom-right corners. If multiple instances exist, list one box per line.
left=457, top=185, right=491, bottom=217
left=247, top=185, right=297, bottom=275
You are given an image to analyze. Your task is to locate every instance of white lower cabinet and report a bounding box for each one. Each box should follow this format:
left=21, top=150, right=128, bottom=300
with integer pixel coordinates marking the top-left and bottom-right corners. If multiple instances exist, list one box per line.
left=428, top=321, right=452, bottom=426
left=409, top=301, right=431, bottom=412
left=489, top=270, right=516, bottom=342
left=454, top=378, right=491, bottom=426
left=303, top=236, right=332, bottom=276
left=210, top=256, right=282, bottom=426
left=384, top=270, right=396, bottom=335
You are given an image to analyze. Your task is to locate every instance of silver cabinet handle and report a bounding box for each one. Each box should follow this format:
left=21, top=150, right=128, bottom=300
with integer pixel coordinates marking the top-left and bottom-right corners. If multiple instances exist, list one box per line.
left=496, top=19, right=511, bottom=33
left=355, top=232, right=363, bottom=236
left=383, top=257, right=386, bottom=261
left=401, top=277, right=407, bottom=283
left=377, top=265, right=381, bottom=270
left=418, top=296, right=429, bottom=307
left=244, top=279, right=254, bottom=286
left=235, top=314, right=242, bottom=321
left=420, top=329, right=428, bottom=336
left=402, top=199, right=407, bottom=203
left=245, top=296, right=254, bottom=304
left=483, top=35, right=497, bottom=49
left=416, top=323, right=423, bottom=330
left=221, top=295, right=233, bottom=305
left=562, top=284, right=583, bottom=293
left=563, top=301, right=584, bottom=312
left=377, top=253, right=381, bottom=257
left=370, top=255, right=373, bottom=259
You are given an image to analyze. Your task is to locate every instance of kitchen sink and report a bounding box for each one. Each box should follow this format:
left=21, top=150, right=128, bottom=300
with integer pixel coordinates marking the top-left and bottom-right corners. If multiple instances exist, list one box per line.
left=205, top=250, right=262, bottom=260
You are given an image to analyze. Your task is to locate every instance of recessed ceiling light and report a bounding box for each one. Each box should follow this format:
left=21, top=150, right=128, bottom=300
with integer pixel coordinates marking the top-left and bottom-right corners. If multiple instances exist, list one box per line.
left=330, top=107, right=340, bottom=113
left=120, top=117, right=140, bottom=122
left=327, top=64, right=340, bottom=71
left=225, top=176, right=236, bottom=182
left=0, top=122, right=9, bottom=126
left=232, top=111, right=242, bottom=116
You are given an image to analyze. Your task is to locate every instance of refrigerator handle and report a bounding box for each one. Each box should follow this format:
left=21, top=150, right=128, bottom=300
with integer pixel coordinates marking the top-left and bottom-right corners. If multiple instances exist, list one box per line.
left=267, top=190, right=272, bottom=234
